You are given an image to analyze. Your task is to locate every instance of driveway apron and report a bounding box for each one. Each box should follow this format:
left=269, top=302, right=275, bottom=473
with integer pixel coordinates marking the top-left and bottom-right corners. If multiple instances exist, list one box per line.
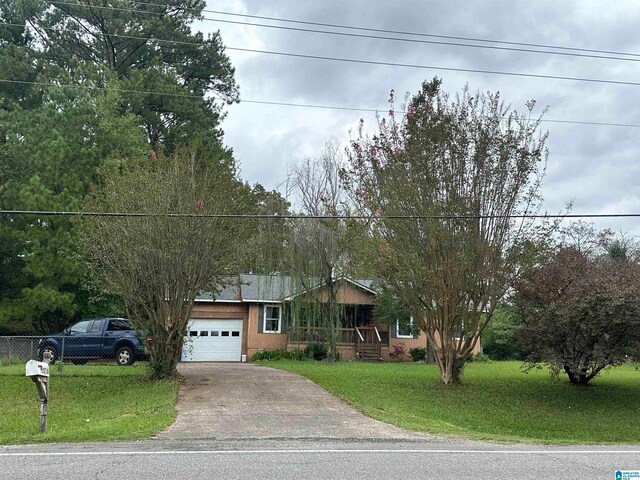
left=158, top=363, right=428, bottom=440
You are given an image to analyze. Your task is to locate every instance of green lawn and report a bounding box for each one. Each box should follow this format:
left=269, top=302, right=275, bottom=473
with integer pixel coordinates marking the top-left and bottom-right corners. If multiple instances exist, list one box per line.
left=265, top=360, right=640, bottom=444
left=0, top=363, right=177, bottom=445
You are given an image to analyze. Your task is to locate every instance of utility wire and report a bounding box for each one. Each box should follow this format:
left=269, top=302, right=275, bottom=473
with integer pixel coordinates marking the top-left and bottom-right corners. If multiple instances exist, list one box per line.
left=1, top=210, right=639, bottom=220
left=47, top=0, right=640, bottom=60
left=239, top=100, right=640, bottom=129
left=0, top=78, right=638, bottom=129
left=188, top=17, right=640, bottom=63
left=8, top=20, right=640, bottom=87
left=226, top=47, right=640, bottom=88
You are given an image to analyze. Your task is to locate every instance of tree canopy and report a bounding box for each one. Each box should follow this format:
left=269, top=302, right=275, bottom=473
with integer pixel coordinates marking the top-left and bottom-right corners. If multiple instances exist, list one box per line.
left=515, top=226, right=640, bottom=385
left=80, top=148, right=256, bottom=378
left=345, top=78, right=552, bottom=383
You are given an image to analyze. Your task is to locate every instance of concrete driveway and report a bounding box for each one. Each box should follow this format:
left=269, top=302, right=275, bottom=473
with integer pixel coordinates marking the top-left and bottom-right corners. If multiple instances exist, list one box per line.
left=158, top=363, right=429, bottom=440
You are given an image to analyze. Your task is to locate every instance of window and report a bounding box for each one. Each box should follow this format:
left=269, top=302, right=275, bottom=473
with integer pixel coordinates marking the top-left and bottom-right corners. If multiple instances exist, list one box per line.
left=107, top=319, right=133, bottom=331
left=200, top=331, right=208, bottom=337
left=90, top=320, right=102, bottom=333
left=69, top=320, right=91, bottom=334
left=264, top=304, right=281, bottom=333
left=396, top=316, right=414, bottom=339
left=232, top=331, right=240, bottom=337
left=211, top=331, right=219, bottom=336
left=221, top=331, right=230, bottom=337
left=189, top=331, right=198, bottom=337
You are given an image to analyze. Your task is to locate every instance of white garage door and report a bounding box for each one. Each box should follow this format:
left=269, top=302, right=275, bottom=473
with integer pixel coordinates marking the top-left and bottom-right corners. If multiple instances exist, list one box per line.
left=181, top=319, right=243, bottom=362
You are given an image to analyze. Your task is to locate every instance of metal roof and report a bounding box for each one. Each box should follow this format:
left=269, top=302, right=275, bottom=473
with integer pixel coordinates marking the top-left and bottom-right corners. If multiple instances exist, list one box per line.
left=196, top=275, right=377, bottom=303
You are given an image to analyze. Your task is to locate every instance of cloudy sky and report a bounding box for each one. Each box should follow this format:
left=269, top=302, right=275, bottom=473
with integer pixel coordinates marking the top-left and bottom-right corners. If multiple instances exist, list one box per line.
left=199, top=0, right=639, bottom=235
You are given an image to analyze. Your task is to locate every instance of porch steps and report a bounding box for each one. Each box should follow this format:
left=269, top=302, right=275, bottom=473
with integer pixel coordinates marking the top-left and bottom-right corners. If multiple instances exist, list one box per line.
left=358, top=344, right=382, bottom=361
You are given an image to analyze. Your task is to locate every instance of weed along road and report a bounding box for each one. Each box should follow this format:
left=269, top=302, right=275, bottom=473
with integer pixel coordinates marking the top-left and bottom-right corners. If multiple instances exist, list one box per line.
left=1, top=439, right=640, bottom=480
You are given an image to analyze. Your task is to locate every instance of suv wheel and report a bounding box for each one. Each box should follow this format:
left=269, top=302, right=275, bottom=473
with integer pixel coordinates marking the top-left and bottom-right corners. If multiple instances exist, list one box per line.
left=116, top=346, right=135, bottom=366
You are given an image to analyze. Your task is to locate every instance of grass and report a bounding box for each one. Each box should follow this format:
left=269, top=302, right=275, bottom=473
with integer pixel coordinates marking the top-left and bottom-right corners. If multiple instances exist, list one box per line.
left=264, top=360, right=640, bottom=444
left=0, top=363, right=177, bottom=445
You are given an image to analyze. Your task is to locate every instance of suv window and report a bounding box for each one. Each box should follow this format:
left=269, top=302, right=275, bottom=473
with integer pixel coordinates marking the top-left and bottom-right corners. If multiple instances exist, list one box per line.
left=107, top=319, right=133, bottom=331
left=69, top=320, right=91, bottom=334
left=90, top=320, right=103, bottom=333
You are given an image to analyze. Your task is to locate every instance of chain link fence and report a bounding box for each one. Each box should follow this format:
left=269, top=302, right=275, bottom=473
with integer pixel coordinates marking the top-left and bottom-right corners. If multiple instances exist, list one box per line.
left=0, top=336, right=147, bottom=374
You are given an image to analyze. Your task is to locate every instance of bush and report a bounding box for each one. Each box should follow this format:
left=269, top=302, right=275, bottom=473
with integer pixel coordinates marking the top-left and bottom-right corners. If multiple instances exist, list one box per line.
left=482, top=305, right=527, bottom=360
left=409, top=347, right=427, bottom=362
left=250, top=348, right=310, bottom=362
left=251, top=349, right=290, bottom=361
left=304, top=343, right=328, bottom=361
left=289, top=348, right=307, bottom=361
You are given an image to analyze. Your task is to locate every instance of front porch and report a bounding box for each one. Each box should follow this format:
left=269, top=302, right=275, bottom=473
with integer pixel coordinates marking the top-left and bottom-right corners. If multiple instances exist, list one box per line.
left=287, top=325, right=390, bottom=361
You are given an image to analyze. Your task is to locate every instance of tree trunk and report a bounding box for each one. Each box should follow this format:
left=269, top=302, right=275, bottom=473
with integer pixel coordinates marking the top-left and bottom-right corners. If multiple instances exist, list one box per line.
left=564, top=365, right=591, bottom=386
left=434, top=345, right=465, bottom=384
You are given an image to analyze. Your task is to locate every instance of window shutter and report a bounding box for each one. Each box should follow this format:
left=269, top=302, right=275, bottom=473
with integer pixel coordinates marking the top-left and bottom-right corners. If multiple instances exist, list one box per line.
left=258, top=304, right=264, bottom=333
left=391, top=321, right=397, bottom=338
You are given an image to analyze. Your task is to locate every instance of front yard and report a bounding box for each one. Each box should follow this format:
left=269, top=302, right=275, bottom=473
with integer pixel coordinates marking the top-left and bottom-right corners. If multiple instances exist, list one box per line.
left=0, top=363, right=177, bottom=445
left=265, top=360, right=640, bottom=444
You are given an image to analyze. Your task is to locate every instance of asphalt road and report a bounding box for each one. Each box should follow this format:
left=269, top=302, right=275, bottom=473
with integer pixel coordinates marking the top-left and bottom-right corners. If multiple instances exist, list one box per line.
left=2, top=439, right=639, bottom=480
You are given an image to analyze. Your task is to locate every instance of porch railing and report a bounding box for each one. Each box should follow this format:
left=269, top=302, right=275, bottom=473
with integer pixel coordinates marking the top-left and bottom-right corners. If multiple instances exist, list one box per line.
left=287, top=326, right=356, bottom=345
left=355, top=326, right=383, bottom=360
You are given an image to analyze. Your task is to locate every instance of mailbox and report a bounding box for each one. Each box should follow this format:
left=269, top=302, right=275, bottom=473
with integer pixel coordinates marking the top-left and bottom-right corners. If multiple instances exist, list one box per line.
left=26, top=359, right=49, bottom=402
left=25, top=360, right=50, bottom=378
left=25, top=357, right=50, bottom=432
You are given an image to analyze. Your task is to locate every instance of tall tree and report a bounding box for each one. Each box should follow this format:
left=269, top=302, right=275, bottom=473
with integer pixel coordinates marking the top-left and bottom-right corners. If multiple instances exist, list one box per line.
left=515, top=227, right=640, bottom=385
left=345, top=79, right=552, bottom=384
left=0, top=0, right=240, bottom=332
left=14, top=0, right=239, bottom=151
left=0, top=86, right=148, bottom=333
left=80, top=148, right=254, bottom=379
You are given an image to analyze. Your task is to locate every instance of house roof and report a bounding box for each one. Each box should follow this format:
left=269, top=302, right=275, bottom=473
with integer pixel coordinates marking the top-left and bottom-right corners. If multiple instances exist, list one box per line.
left=196, top=274, right=377, bottom=303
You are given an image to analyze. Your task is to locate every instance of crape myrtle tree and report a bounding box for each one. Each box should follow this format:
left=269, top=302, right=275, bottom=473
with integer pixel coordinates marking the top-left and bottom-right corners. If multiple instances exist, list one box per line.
left=345, top=78, right=552, bottom=384
left=515, top=225, right=640, bottom=385
left=80, top=148, right=254, bottom=379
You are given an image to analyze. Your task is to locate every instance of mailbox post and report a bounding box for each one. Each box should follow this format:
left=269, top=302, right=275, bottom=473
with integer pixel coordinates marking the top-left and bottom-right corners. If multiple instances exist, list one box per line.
left=25, top=353, right=51, bottom=433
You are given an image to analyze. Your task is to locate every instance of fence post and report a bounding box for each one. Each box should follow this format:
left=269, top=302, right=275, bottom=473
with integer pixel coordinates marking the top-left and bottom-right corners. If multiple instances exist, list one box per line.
left=59, top=336, right=65, bottom=376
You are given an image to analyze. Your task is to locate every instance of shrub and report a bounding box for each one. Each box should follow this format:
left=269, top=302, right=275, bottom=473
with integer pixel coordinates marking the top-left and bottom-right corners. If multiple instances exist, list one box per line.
left=304, top=343, right=328, bottom=361
left=289, top=348, right=307, bottom=361
left=389, top=344, right=407, bottom=361
left=251, top=349, right=289, bottom=361
left=482, top=305, right=526, bottom=360
left=251, top=348, right=310, bottom=362
left=409, top=347, right=427, bottom=362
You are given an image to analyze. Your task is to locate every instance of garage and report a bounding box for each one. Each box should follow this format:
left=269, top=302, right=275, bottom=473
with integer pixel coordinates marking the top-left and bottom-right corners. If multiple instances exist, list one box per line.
left=181, top=319, right=243, bottom=362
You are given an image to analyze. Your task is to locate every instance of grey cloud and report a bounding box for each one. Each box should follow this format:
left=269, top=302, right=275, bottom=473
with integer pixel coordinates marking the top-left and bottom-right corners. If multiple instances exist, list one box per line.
left=208, top=0, right=640, bottom=235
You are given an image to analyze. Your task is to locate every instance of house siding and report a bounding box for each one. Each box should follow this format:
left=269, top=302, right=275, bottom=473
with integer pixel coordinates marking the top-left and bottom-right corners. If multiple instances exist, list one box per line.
left=247, top=303, right=287, bottom=358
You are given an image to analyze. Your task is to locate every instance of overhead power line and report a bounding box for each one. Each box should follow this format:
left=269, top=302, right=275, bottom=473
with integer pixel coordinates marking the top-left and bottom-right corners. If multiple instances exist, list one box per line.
left=239, top=100, right=640, bottom=129
left=7, top=20, right=640, bottom=87
left=1, top=210, right=639, bottom=220
left=194, top=17, right=640, bottom=63
left=48, top=0, right=640, bottom=60
left=226, top=47, right=640, bottom=88
left=0, top=78, right=638, bottom=129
